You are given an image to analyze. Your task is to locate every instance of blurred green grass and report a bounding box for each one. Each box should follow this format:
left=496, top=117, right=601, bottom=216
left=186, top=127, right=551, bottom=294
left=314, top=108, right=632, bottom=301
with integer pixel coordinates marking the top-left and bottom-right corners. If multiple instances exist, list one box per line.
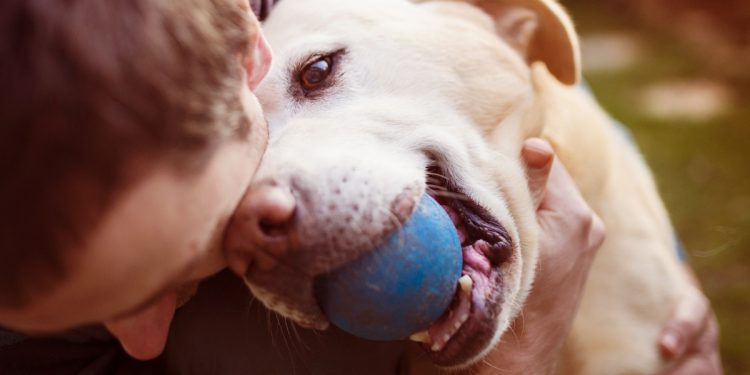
left=567, top=3, right=750, bottom=373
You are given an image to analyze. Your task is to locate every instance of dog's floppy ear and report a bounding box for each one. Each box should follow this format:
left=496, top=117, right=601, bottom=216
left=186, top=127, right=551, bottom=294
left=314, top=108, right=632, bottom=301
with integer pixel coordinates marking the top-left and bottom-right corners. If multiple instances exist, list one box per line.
left=419, top=0, right=580, bottom=85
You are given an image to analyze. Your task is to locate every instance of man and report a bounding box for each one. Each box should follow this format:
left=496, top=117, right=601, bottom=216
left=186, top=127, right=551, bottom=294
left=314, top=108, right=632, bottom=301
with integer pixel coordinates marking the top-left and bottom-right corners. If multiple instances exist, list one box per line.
left=0, top=0, right=719, bottom=373
left=0, top=0, right=271, bottom=361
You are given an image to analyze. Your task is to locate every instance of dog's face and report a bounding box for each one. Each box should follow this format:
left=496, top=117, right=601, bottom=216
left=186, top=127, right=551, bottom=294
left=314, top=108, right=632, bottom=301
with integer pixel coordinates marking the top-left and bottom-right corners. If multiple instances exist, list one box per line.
left=226, top=0, right=579, bottom=367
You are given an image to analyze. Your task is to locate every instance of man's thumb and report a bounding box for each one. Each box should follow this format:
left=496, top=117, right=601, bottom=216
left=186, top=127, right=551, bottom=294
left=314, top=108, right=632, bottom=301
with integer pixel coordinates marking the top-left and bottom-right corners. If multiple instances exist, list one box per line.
left=522, top=138, right=554, bottom=210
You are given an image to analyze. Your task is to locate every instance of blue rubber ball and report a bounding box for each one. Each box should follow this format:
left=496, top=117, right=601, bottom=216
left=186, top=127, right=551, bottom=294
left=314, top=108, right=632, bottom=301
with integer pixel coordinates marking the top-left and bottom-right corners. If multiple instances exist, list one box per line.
left=315, top=194, right=463, bottom=341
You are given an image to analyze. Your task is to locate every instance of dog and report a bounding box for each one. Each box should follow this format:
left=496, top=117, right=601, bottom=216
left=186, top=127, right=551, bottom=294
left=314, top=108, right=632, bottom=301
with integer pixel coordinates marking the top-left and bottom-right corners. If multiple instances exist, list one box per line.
left=224, top=0, right=693, bottom=373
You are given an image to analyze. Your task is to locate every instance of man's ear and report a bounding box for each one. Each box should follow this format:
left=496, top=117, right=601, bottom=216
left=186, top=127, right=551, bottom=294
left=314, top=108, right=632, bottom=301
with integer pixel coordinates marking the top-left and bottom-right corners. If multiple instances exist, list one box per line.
left=417, top=0, right=581, bottom=85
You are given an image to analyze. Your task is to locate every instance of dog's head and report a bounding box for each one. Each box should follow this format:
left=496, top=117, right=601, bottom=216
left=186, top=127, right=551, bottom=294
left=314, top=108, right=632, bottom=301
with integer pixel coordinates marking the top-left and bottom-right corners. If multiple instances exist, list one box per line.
left=225, top=0, right=579, bottom=367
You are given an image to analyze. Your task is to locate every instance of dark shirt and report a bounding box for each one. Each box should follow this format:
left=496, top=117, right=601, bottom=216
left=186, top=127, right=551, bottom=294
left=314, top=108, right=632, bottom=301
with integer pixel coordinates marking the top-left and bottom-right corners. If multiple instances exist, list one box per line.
left=0, top=271, right=406, bottom=374
left=0, top=325, right=166, bottom=375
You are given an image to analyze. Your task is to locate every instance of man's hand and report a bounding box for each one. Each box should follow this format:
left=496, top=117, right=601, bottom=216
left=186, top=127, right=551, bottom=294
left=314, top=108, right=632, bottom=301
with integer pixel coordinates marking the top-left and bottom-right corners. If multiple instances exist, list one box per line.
left=476, top=138, right=722, bottom=375
left=476, top=138, right=606, bottom=374
left=658, top=275, right=723, bottom=374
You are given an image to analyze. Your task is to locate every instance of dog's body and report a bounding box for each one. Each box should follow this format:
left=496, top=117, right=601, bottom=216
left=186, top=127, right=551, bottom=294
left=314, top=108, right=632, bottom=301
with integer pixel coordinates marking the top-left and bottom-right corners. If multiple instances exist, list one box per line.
left=237, top=0, right=692, bottom=373
left=525, top=69, right=689, bottom=374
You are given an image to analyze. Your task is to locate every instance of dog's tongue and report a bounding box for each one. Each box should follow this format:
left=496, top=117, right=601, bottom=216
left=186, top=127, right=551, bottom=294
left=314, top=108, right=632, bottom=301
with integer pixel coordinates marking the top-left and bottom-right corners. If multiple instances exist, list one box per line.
left=104, top=292, right=177, bottom=360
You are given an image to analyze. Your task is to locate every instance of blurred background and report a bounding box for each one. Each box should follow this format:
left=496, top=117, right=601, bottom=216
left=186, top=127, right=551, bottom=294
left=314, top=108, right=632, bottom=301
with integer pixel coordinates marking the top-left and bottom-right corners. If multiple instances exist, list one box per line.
left=565, top=0, right=749, bottom=373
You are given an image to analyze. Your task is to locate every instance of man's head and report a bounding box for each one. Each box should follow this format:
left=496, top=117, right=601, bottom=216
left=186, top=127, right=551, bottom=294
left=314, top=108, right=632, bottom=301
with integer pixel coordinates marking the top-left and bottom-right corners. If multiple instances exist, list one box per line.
left=0, top=0, right=271, bottom=358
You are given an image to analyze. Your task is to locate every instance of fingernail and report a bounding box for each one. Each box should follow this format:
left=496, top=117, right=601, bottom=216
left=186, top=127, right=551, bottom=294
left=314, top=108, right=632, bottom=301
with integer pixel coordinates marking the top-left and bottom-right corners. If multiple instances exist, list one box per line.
left=522, top=138, right=554, bottom=169
left=661, top=330, right=685, bottom=358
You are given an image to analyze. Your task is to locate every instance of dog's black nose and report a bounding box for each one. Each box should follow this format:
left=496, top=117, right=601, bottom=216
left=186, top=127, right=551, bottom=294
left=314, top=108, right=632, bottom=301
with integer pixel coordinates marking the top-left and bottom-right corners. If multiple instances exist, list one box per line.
left=225, top=181, right=296, bottom=276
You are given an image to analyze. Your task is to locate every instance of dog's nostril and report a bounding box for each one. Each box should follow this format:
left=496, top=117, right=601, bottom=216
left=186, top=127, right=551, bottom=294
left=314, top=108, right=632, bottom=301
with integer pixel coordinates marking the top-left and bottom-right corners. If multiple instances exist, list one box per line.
left=258, top=218, right=292, bottom=238
left=252, top=186, right=296, bottom=239
left=226, top=182, right=298, bottom=275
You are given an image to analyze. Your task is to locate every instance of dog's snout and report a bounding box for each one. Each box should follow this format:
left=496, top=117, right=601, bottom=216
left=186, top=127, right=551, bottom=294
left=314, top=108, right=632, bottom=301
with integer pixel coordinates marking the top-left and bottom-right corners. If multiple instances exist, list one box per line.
left=226, top=181, right=297, bottom=276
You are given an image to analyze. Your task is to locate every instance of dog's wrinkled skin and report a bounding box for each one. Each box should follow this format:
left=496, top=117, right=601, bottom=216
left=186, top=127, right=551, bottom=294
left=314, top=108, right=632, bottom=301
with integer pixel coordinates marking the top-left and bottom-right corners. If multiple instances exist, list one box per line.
left=229, top=0, right=692, bottom=373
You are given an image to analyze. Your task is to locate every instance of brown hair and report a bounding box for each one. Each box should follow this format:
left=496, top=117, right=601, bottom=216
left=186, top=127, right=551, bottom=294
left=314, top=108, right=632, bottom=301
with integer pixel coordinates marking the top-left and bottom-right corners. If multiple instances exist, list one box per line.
left=0, top=0, right=255, bottom=307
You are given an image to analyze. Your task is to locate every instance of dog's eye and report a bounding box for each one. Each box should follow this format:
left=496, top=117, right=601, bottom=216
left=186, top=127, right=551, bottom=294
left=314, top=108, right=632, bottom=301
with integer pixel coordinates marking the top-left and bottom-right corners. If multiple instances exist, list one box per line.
left=299, top=56, right=333, bottom=91
left=291, top=49, right=344, bottom=100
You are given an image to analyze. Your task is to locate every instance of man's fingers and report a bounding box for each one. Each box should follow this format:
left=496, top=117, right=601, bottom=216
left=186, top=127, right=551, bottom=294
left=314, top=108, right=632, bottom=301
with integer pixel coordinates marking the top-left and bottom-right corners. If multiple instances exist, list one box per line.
left=659, top=315, right=722, bottom=375
left=522, top=138, right=554, bottom=210
left=659, top=287, right=711, bottom=359
left=586, top=213, right=606, bottom=255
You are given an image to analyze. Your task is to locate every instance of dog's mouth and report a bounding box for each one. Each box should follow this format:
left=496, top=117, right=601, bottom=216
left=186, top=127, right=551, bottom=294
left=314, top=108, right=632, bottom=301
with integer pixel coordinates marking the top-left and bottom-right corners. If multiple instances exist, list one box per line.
left=410, top=164, right=514, bottom=366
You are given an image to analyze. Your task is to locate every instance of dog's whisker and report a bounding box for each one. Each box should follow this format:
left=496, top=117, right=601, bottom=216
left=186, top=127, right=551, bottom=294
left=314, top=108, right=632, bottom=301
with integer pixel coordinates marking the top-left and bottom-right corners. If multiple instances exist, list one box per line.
left=425, top=170, right=448, bottom=179
left=284, top=327, right=300, bottom=375
left=481, top=358, right=507, bottom=373
left=283, top=316, right=305, bottom=354
left=425, top=183, right=450, bottom=191
left=427, top=190, right=472, bottom=202
left=282, top=315, right=306, bottom=361
left=449, top=366, right=471, bottom=375
left=425, top=183, right=447, bottom=190
left=425, top=174, right=448, bottom=181
left=278, top=314, right=290, bottom=352
left=289, top=320, right=311, bottom=352
left=517, top=310, right=526, bottom=336
left=265, top=308, right=279, bottom=351
left=281, top=315, right=292, bottom=345
left=244, top=293, right=258, bottom=311
left=275, top=312, right=296, bottom=362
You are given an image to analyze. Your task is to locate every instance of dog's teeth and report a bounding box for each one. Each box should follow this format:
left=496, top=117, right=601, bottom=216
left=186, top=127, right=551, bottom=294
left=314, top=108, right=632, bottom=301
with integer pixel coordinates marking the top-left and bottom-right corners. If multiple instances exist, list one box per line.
left=454, top=321, right=462, bottom=329
left=460, top=313, right=469, bottom=323
left=458, top=275, right=473, bottom=293
left=431, top=341, right=443, bottom=352
left=409, top=330, right=431, bottom=344
left=443, top=334, right=451, bottom=342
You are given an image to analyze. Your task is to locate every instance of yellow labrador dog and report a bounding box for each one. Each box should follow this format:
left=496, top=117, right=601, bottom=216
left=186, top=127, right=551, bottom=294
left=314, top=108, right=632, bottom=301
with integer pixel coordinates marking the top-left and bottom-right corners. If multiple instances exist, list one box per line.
left=227, top=0, right=692, bottom=373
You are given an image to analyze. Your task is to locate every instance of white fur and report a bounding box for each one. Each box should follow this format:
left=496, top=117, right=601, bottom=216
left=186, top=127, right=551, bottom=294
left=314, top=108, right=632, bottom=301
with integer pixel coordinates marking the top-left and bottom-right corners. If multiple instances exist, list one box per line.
left=251, top=0, right=691, bottom=373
